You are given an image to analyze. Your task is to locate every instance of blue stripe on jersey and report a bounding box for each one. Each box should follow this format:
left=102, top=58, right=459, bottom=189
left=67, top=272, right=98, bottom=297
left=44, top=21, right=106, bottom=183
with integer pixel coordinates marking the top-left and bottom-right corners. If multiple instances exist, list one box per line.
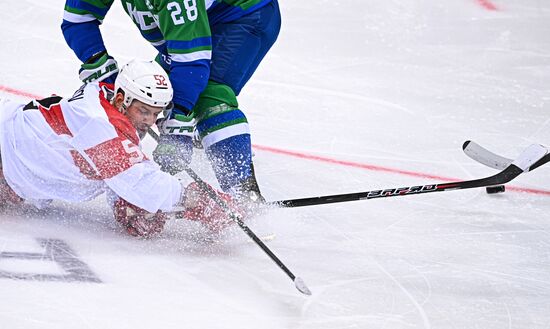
left=65, top=0, right=111, bottom=19
left=61, top=20, right=107, bottom=62
left=207, top=0, right=272, bottom=25
left=169, top=60, right=211, bottom=110
left=196, top=108, right=245, bottom=133
left=166, top=37, right=212, bottom=52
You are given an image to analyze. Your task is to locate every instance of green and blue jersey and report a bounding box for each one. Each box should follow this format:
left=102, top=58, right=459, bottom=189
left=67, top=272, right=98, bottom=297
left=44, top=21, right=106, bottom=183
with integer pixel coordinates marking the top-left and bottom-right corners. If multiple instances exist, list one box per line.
left=62, top=0, right=271, bottom=109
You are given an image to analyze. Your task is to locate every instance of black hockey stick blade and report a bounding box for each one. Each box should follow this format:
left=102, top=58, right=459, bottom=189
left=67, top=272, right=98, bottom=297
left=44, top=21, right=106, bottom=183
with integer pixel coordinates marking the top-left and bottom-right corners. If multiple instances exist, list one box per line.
left=272, top=143, right=549, bottom=208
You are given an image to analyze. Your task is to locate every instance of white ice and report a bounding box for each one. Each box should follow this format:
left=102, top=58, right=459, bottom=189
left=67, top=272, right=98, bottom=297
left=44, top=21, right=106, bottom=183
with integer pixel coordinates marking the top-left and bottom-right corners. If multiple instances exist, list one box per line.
left=1, top=0, right=550, bottom=328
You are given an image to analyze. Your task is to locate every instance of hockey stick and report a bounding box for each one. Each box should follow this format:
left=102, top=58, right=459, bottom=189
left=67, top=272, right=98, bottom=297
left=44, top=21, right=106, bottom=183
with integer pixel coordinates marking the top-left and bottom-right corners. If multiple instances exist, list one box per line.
left=462, top=140, right=550, bottom=172
left=148, top=128, right=311, bottom=295
left=462, top=141, right=511, bottom=170
left=269, top=143, right=549, bottom=208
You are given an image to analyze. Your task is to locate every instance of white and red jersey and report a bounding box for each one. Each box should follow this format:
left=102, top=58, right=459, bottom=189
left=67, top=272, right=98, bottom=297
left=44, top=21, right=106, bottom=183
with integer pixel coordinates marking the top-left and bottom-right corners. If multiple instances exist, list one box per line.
left=0, top=82, right=182, bottom=213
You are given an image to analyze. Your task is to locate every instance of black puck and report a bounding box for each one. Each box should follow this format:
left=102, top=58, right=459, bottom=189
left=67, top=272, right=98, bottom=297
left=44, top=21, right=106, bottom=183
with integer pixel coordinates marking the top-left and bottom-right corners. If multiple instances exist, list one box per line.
left=486, top=185, right=505, bottom=194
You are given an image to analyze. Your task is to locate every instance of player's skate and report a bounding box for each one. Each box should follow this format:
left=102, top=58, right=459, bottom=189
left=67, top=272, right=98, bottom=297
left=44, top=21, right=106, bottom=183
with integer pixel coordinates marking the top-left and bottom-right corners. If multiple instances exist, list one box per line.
left=228, top=162, right=267, bottom=218
left=229, top=175, right=265, bottom=216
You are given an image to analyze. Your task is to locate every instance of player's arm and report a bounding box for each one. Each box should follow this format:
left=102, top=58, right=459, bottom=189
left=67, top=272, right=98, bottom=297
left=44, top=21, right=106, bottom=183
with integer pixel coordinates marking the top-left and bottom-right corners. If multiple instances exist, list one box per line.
left=73, top=128, right=184, bottom=238
left=61, top=0, right=118, bottom=83
left=150, top=1, right=212, bottom=175
left=98, top=142, right=241, bottom=238
left=76, top=128, right=241, bottom=238
left=154, top=0, right=212, bottom=112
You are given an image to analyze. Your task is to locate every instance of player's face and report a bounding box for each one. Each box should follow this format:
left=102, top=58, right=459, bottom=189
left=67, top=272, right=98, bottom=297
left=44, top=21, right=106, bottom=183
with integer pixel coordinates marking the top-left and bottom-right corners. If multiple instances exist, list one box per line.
left=126, top=100, right=163, bottom=138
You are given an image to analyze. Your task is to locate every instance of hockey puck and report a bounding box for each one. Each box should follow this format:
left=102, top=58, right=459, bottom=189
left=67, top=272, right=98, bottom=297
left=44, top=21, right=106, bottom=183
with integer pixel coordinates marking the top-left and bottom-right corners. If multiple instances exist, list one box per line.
left=486, top=185, right=505, bottom=194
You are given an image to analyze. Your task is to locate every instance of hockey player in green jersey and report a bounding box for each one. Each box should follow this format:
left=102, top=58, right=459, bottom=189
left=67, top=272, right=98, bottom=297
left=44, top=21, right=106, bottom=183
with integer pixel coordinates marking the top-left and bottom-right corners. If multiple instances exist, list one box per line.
left=61, top=0, right=281, bottom=205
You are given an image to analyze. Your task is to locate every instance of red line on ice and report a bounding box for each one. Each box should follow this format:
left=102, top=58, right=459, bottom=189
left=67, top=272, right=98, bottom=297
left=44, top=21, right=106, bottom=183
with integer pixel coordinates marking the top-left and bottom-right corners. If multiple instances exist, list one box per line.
left=253, top=144, right=550, bottom=197
left=2, top=85, right=548, bottom=196
left=252, top=144, right=456, bottom=181
left=0, top=85, right=42, bottom=99
left=476, top=0, right=498, bottom=11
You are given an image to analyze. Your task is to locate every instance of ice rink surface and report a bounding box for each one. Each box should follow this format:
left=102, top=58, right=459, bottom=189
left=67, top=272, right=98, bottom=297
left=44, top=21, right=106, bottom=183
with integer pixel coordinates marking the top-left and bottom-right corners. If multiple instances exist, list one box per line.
left=1, top=0, right=550, bottom=328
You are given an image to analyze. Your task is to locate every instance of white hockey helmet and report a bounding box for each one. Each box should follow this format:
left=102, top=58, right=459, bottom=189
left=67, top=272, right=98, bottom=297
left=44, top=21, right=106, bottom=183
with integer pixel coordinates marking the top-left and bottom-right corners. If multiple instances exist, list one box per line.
left=114, top=59, right=173, bottom=110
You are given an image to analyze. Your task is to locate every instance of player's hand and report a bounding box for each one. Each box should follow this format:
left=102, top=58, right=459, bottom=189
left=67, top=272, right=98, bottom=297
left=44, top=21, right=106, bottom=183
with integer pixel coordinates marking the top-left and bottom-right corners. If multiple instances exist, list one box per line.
left=113, top=199, right=168, bottom=238
left=153, top=113, right=196, bottom=175
left=181, top=182, right=241, bottom=233
left=79, top=52, right=119, bottom=84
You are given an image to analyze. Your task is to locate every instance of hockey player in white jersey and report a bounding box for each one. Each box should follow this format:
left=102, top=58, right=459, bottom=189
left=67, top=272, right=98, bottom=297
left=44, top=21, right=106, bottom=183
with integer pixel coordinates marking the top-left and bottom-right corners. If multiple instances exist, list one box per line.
left=0, top=60, right=237, bottom=238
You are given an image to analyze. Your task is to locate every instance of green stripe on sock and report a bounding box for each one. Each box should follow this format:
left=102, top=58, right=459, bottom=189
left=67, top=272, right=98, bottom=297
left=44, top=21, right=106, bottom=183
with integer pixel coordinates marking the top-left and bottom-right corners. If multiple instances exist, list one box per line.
left=199, top=118, right=248, bottom=138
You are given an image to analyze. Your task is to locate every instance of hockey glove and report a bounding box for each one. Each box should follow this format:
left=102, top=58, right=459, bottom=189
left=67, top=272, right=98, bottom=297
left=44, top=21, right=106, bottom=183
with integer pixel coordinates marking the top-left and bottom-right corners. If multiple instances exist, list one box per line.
left=113, top=199, right=168, bottom=238
left=153, top=112, right=196, bottom=175
left=181, top=182, right=242, bottom=233
left=79, top=52, right=119, bottom=84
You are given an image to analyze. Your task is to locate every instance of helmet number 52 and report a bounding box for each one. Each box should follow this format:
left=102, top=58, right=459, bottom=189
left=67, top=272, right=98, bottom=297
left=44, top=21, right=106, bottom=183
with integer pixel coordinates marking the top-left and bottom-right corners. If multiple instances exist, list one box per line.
left=167, top=0, right=198, bottom=25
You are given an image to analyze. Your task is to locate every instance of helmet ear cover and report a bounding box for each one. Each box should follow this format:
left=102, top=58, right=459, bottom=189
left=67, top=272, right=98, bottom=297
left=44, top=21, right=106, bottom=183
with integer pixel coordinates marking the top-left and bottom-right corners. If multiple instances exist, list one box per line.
left=114, top=88, right=129, bottom=112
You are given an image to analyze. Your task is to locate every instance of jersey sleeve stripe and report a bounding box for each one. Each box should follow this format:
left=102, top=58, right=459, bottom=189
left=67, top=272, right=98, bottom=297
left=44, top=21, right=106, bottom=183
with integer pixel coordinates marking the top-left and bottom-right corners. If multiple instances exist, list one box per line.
left=63, top=11, right=97, bottom=23
left=168, top=45, right=212, bottom=54
left=65, top=0, right=112, bottom=10
left=38, top=104, right=73, bottom=137
left=170, top=51, right=212, bottom=63
left=64, top=1, right=110, bottom=20
left=150, top=40, right=167, bottom=47
left=167, top=37, right=212, bottom=50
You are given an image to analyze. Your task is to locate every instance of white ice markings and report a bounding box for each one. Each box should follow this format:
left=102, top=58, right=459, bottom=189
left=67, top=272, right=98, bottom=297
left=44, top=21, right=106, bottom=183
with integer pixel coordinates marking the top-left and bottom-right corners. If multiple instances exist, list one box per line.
left=0, top=238, right=101, bottom=283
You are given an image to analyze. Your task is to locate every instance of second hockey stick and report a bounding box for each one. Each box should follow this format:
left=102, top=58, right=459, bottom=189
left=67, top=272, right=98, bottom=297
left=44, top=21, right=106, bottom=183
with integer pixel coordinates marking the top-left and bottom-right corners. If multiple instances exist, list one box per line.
left=148, top=128, right=312, bottom=296
left=270, top=143, right=549, bottom=208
